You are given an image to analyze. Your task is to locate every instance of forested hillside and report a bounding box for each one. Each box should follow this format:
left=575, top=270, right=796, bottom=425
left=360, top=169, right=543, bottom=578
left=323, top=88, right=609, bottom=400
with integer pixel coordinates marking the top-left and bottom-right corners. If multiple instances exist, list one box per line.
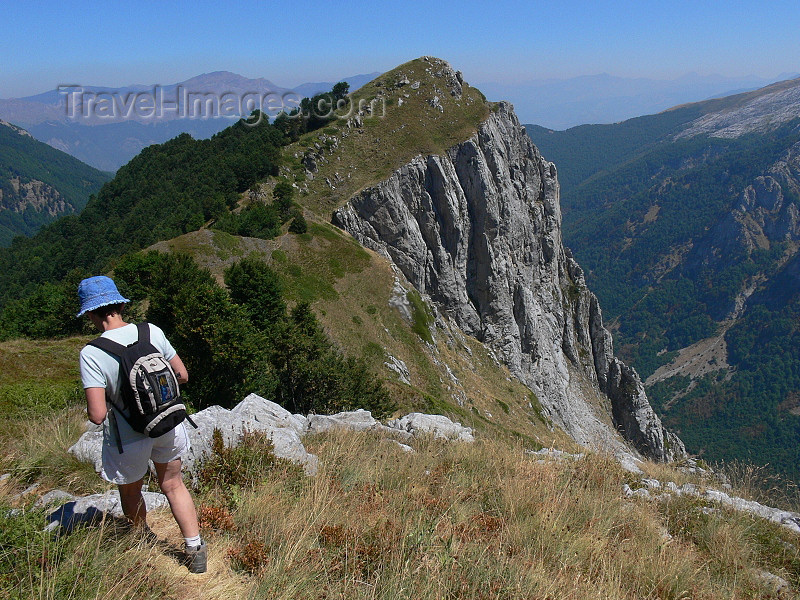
left=0, top=121, right=110, bottom=246
left=0, top=83, right=355, bottom=337
left=528, top=78, right=800, bottom=480
left=0, top=68, right=562, bottom=456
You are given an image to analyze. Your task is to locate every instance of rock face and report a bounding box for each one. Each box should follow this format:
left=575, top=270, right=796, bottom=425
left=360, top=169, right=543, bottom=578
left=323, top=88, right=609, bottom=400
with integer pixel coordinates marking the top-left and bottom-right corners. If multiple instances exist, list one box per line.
left=0, top=176, right=67, bottom=217
left=333, top=101, right=684, bottom=461
left=683, top=150, right=800, bottom=320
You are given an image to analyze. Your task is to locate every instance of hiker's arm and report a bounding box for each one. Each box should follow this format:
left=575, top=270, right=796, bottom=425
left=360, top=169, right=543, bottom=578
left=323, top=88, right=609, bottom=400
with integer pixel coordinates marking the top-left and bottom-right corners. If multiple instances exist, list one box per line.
left=169, top=354, right=188, bottom=384
left=85, top=387, right=107, bottom=424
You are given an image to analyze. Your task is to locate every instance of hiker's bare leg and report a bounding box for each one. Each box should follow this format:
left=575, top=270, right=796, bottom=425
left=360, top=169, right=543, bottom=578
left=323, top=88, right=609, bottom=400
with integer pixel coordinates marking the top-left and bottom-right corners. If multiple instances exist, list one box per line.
left=118, top=479, right=147, bottom=527
left=154, top=459, right=199, bottom=538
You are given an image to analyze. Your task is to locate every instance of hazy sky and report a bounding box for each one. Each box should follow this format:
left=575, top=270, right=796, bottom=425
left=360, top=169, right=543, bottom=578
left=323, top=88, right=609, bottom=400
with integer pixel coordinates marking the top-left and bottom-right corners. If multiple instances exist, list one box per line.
left=2, top=0, right=799, bottom=98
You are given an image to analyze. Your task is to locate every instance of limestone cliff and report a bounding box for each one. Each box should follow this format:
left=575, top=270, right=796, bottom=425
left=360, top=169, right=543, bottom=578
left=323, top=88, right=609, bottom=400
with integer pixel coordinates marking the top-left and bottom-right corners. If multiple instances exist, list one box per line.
left=0, top=176, right=67, bottom=216
left=333, top=100, right=684, bottom=461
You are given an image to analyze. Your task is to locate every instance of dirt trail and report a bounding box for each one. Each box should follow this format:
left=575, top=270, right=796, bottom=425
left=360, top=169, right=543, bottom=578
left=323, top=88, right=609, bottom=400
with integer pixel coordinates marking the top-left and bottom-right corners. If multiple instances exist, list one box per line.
left=149, top=510, right=251, bottom=599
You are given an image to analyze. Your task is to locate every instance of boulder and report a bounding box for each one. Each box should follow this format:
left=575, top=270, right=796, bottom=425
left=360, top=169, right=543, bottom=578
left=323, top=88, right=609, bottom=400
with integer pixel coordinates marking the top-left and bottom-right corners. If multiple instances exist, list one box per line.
left=44, top=490, right=168, bottom=534
left=68, top=395, right=319, bottom=478
left=306, top=409, right=379, bottom=434
left=67, top=428, right=103, bottom=473
left=387, top=413, right=474, bottom=442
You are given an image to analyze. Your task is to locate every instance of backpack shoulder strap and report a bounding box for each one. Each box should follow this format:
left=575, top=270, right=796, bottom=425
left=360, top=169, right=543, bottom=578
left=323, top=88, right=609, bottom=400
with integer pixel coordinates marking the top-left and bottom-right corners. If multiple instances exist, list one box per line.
left=87, top=335, right=127, bottom=357
left=136, top=322, right=151, bottom=345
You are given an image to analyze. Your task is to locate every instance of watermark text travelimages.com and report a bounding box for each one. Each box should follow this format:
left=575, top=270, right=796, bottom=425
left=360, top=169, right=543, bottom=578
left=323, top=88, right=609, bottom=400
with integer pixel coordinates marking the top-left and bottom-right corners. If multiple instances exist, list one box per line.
left=58, top=85, right=385, bottom=124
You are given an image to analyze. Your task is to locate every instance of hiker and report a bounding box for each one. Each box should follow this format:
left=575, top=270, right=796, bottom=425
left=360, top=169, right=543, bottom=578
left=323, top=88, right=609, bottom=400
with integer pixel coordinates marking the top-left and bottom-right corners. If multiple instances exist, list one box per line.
left=77, top=275, right=207, bottom=573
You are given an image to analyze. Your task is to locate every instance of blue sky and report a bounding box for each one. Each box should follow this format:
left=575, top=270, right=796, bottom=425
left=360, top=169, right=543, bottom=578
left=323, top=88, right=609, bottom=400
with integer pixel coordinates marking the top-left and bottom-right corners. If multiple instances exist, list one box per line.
left=2, top=0, right=799, bottom=98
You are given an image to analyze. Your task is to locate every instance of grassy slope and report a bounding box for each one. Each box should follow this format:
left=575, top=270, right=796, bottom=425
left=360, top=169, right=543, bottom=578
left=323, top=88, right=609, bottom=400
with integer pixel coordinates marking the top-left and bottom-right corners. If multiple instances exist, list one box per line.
left=2, top=418, right=799, bottom=599
left=2, top=60, right=800, bottom=599
left=148, top=220, right=572, bottom=450
left=288, top=57, right=490, bottom=216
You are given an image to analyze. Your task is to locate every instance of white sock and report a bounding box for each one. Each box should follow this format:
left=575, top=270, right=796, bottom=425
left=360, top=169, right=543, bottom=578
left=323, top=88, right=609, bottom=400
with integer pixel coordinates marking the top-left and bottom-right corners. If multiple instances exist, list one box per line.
left=184, top=534, right=202, bottom=548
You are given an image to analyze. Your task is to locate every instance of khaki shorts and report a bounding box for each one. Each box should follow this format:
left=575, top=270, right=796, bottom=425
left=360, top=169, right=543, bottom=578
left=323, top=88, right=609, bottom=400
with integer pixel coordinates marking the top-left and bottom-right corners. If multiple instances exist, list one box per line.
left=101, top=423, right=190, bottom=484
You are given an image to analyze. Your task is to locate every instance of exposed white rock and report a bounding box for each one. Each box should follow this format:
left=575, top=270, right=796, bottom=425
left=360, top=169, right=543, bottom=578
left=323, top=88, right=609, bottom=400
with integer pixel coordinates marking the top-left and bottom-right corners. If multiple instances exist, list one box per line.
left=43, top=490, right=169, bottom=533
left=389, top=440, right=414, bottom=453
left=386, top=412, right=474, bottom=442
left=68, top=395, right=319, bottom=478
left=384, top=354, right=412, bottom=385
left=306, top=409, right=378, bottom=434
left=626, top=475, right=800, bottom=534
left=527, top=448, right=584, bottom=461
left=389, top=278, right=413, bottom=320
left=34, top=490, right=76, bottom=508
left=677, top=82, right=800, bottom=140
left=232, top=393, right=307, bottom=435
left=332, top=101, right=684, bottom=462
left=67, top=427, right=103, bottom=473
left=753, top=569, right=792, bottom=596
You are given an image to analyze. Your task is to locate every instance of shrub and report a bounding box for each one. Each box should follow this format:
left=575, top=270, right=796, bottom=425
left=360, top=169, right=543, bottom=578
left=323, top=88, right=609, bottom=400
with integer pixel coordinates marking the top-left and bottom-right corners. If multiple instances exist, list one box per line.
left=288, top=211, right=307, bottom=234
left=213, top=201, right=281, bottom=240
left=197, top=429, right=289, bottom=491
left=228, top=540, right=270, bottom=575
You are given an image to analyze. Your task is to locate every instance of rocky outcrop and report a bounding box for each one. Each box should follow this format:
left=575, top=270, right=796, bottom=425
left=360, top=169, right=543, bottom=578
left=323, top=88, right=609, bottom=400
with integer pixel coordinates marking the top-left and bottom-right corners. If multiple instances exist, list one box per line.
left=682, top=143, right=800, bottom=320
left=67, top=395, right=476, bottom=480
left=333, top=100, right=684, bottom=461
left=0, top=176, right=67, bottom=216
left=57, top=395, right=474, bottom=533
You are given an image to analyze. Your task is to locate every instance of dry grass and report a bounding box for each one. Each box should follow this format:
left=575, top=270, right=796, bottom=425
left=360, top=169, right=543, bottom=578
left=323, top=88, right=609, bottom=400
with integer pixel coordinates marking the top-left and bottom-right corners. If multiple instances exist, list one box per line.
left=3, top=416, right=799, bottom=599
left=191, top=430, right=797, bottom=599
left=716, top=459, right=800, bottom=513
left=289, top=57, right=490, bottom=217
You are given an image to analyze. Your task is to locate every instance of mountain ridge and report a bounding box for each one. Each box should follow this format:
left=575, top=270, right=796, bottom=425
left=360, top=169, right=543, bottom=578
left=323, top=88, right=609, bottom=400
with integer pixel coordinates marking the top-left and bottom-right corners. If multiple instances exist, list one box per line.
left=527, top=74, right=800, bottom=479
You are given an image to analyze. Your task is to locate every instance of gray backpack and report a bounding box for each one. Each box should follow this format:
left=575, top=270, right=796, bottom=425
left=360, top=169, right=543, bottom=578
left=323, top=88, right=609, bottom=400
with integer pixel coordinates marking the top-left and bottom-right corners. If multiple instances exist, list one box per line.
left=89, top=322, right=196, bottom=452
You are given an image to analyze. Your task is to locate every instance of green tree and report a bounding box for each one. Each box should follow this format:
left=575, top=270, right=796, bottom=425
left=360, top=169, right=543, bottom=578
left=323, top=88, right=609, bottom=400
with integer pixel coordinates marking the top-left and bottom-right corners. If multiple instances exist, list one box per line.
left=331, top=82, right=350, bottom=101
left=272, top=181, right=295, bottom=220
left=288, top=211, right=308, bottom=234
left=224, top=256, right=286, bottom=331
left=0, top=268, right=90, bottom=340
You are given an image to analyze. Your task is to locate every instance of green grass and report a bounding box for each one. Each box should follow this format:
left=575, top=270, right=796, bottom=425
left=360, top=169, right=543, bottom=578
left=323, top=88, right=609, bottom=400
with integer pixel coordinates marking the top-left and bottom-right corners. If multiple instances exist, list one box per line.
left=406, top=289, right=434, bottom=344
left=289, top=57, right=490, bottom=218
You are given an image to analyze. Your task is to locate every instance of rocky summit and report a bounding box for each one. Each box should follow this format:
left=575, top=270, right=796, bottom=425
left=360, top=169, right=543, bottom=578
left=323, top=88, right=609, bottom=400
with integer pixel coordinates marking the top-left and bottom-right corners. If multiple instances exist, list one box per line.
left=332, top=69, right=684, bottom=462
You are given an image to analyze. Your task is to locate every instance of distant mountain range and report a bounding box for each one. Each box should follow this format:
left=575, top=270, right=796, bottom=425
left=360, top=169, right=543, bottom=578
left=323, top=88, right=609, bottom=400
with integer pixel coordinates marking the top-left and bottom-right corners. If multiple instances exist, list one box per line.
left=6, top=70, right=799, bottom=171
left=527, top=75, right=800, bottom=479
left=0, top=71, right=379, bottom=171
left=479, top=72, right=800, bottom=130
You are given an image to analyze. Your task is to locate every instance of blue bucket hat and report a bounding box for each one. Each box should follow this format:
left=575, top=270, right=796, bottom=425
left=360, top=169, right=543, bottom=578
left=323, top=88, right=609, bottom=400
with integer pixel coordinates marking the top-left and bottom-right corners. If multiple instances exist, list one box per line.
left=76, top=276, right=130, bottom=317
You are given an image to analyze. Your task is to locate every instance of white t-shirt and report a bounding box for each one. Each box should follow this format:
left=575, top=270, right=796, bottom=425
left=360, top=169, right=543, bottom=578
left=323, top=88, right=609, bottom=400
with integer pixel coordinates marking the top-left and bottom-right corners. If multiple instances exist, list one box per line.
left=79, top=322, right=177, bottom=445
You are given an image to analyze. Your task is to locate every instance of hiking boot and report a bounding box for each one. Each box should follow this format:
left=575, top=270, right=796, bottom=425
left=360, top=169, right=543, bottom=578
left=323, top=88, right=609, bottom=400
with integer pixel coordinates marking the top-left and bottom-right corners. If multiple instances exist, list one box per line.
left=184, top=541, right=207, bottom=574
